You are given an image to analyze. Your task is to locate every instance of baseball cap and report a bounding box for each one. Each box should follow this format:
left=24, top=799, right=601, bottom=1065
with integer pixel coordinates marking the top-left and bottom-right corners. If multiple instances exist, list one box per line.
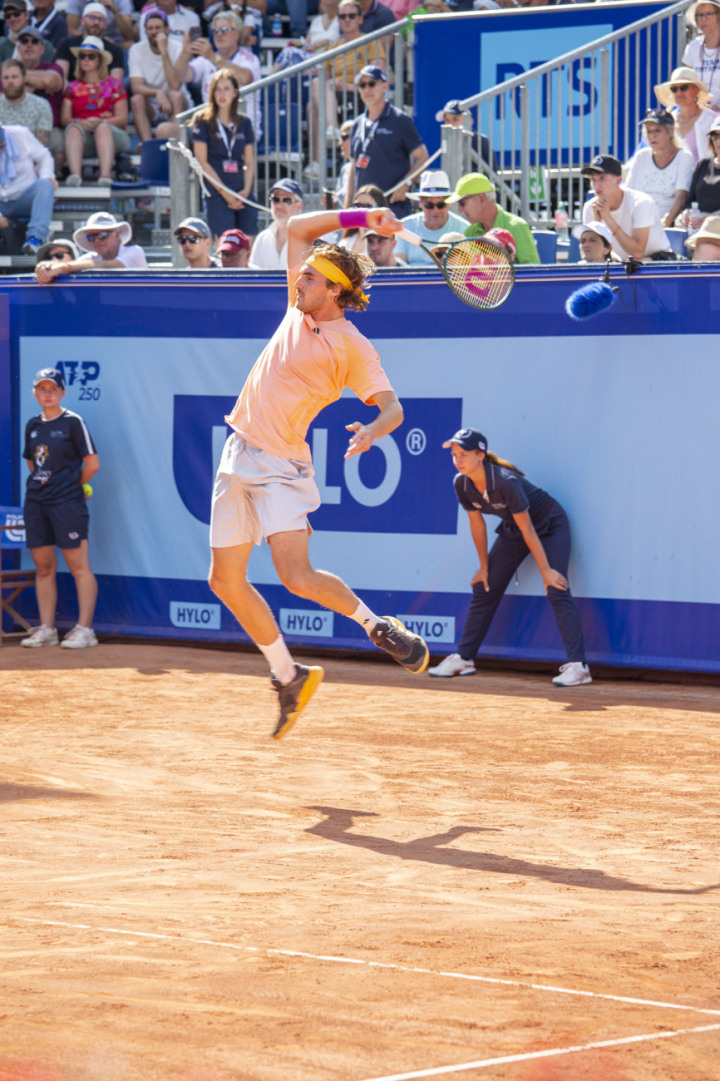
left=269, top=177, right=303, bottom=200
left=442, top=427, right=487, bottom=451
left=484, top=227, right=517, bottom=260
left=571, top=221, right=614, bottom=246
left=3, top=0, right=28, bottom=11
left=33, top=368, right=65, bottom=390
left=82, top=1, right=109, bottom=17
left=446, top=173, right=494, bottom=204
left=143, top=6, right=169, bottom=22
left=435, top=99, right=467, bottom=122
left=217, top=228, right=250, bottom=253
left=354, top=64, right=388, bottom=85
left=582, top=154, right=622, bottom=177
left=639, top=107, right=674, bottom=129
left=174, top=216, right=211, bottom=238
left=17, top=25, right=44, bottom=41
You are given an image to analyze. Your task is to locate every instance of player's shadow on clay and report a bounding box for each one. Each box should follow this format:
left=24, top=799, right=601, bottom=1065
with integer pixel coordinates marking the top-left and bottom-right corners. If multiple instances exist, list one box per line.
left=305, top=806, right=720, bottom=895
left=0, top=783, right=95, bottom=803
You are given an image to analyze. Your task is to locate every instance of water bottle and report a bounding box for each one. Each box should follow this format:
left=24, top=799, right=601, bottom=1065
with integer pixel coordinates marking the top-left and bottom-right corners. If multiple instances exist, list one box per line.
left=688, top=202, right=703, bottom=232
left=271, top=14, right=283, bottom=36
left=554, top=201, right=569, bottom=241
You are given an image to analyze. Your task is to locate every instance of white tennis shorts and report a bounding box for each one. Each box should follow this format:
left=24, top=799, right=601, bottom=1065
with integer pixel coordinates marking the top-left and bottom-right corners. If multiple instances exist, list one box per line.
left=209, top=433, right=321, bottom=548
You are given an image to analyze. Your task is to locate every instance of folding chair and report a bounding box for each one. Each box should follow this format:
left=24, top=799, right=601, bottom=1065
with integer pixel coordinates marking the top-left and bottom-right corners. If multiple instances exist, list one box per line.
left=0, top=506, right=36, bottom=644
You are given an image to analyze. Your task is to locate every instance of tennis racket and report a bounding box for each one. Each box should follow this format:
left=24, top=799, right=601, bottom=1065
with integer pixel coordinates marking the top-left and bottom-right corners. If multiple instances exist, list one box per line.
left=395, top=228, right=515, bottom=311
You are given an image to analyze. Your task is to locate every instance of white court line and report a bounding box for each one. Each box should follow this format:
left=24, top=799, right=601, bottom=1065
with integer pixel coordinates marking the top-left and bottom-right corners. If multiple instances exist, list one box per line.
left=15, top=918, right=720, bottom=1021
left=357, top=1023, right=720, bottom=1080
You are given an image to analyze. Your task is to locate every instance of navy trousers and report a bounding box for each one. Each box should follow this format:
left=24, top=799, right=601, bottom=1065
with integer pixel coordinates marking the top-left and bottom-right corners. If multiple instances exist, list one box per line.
left=458, top=508, right=587, bottom=664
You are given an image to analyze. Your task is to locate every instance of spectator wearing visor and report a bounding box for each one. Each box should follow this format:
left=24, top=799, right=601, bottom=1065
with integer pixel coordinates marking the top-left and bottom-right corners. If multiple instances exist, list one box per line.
left=625, top=108, right=694, bottom=226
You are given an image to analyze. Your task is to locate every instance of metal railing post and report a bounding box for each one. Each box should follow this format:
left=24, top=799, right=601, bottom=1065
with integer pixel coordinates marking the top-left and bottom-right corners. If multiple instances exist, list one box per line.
left=441, top=124, right=470, bottom=188
left=520, top=83, right=530, bottom=223
left=599, top=46, right=610, bottom=154
left=169, top=124, right=191, bottom=267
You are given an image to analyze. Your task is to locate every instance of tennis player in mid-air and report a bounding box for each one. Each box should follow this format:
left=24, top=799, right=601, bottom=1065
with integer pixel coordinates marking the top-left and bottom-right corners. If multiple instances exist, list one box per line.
left=208, top=204, right=429, bottom=739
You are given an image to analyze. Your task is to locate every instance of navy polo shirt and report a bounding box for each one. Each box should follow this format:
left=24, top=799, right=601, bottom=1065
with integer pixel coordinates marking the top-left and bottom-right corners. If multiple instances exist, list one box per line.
left=350, top=103, right=423, bottom=218
left=24, top=409, right=96, bottom=504
left=454, top=462, right=560, bottom=536
left=359, top=0, right=396, bottom=33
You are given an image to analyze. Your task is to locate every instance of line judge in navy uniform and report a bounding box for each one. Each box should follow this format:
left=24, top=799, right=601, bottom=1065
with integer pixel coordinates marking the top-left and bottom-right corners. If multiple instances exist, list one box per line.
left=346, top=65, right=428, bottom=221
left=428, top=428, right=592, bottom=688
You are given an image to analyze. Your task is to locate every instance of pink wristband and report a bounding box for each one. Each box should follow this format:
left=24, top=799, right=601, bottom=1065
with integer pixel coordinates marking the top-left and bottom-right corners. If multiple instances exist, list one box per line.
left=339, top=209, right=370, bottom=229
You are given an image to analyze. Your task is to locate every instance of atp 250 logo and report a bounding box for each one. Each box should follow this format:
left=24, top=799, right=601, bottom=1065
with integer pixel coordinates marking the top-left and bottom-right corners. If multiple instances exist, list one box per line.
left=55, top=361, right=101, bottom=401
left=172, top=395, right=462, bottom=535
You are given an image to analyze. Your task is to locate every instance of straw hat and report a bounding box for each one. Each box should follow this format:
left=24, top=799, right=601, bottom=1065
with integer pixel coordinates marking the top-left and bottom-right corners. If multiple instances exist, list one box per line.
left=70, top=35, right=113, bottom=66
left=686, top=0, right=720, bottom=28
left=685, top=214, right=720, bottom=248
left=655, top=67, right=712, bottom=108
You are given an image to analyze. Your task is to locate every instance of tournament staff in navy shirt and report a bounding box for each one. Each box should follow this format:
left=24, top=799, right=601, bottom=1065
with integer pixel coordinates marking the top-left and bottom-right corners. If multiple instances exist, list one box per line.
left=347, top=65, right=428, bottom=220
left=21, top=368, right=100, bottom=650
left=429, top=428, right=591, bottom=687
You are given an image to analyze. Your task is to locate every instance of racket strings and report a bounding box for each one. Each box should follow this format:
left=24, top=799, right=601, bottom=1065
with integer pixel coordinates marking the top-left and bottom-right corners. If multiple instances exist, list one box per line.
left=443, top=239, right=514, bottom=310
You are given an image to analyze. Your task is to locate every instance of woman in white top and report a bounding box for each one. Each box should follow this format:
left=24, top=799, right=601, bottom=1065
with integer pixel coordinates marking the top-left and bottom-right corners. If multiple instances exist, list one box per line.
left=306, top=0, right=340, bottom=51
left=625, top=108, right=694, bottom=226
left=682, top=0, right=720, bottom=108
left=248, top=177, right=303, bottom=269
left=654, top=66, right=715, bottom=165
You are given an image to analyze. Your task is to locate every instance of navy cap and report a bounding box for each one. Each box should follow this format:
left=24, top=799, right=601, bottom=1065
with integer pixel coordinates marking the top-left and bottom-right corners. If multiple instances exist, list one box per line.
left=435, top=99, right=467, bottom=122
left=269, top=177, right=303, bottom=200
left=354, top=64, right=388, bottom=85
left=639, top=107, right=674, bottom=129
left=33, top=368, right=65, bottom=390
left=442, top=427, right=487, bottom=451
left=582, top=154, right=622, bottom=177
left=174, top=216, right=211, bottom=238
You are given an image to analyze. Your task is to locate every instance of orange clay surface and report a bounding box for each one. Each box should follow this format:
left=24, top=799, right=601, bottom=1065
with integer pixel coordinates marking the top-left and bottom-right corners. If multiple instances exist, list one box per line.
left=0, top=640, right=718, bottom=1081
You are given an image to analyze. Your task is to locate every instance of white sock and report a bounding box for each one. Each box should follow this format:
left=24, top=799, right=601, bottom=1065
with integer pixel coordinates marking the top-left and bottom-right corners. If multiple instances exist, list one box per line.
left=349, top=601, right=382, bottom=636
left=258, top=636, right=297, bottom=685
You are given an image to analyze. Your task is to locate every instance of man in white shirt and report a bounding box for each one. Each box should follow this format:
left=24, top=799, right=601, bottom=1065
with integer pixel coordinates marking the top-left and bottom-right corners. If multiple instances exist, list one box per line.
left=35, top=210, right=148, bottom=280
left=0, top=121, right=55, bottom=254
left=581, top=153, right=672, bottom=261
left=395, top=169, right=467, bottom=266
left=129, top=9, right=189, bottom=144
left=138, top=0, right=200, bottom=42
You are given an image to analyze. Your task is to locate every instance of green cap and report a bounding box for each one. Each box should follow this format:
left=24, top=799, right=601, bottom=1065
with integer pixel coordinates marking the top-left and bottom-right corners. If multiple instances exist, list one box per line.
left=446, top=172, right=494, bottom=204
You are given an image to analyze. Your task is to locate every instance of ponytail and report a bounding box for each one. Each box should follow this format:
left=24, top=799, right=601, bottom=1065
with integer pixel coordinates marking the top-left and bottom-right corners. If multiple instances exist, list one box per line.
left=485, top=450, right=524, bottom=476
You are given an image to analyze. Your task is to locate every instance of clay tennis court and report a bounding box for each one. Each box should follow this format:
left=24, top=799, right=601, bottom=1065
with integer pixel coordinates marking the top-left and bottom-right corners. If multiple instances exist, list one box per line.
left=1, top=641, right=718, bottom=1081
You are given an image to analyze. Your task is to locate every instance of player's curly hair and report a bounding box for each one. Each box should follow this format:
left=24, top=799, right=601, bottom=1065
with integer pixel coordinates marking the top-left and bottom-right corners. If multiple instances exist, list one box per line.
left=311, top=241, right=376, bottom=312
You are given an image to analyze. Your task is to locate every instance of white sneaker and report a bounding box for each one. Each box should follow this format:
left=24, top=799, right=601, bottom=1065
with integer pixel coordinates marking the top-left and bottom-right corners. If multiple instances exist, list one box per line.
left=61, top=625, right=98, bottom=649
left=428, top=653, right=476, bottom=678
left=303, top=160, right=320, bottom=179
left=21, top=625, right=58, bottom=648
left=552, top=662, right=592, bottom=687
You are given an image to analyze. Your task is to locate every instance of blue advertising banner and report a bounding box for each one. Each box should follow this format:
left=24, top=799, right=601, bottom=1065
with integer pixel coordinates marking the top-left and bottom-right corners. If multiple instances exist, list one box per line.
left=2, top=263, right=719, bottom=672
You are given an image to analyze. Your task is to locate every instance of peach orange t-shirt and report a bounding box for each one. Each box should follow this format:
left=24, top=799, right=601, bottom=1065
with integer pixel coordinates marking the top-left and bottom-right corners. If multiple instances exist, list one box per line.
left=225, top=303, right=393, bottom=462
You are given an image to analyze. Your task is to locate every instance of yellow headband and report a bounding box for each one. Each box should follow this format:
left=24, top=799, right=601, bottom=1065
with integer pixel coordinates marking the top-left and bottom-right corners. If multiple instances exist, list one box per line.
left=306, top=253, right=370, bottom=305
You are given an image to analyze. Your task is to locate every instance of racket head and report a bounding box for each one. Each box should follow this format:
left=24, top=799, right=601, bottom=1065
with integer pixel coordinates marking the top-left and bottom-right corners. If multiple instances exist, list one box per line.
left=441, top=237, right=515, bottom=310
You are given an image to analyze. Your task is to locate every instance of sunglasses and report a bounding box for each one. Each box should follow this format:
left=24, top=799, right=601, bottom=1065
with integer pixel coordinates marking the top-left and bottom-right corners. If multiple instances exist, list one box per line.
left=48, top=250, right=73, bottom=259
left=86, top=230, right=112, bottom=241
left=339, top=12, right=360, bottom=19
left=18, top=35, right=40, bottom=44
left=353, top=201, right=374, bottom=207
left=79, top=52, right=100, bottom=59
left=421, top=199, right=448, bottom=208
left=670, top=84, right=692, bottom=93
left=178, top=235, right=203, bottom=244
left=358, top=80, right=377, bottom=88
left=271, top=195, right=294, bottom=204
left=213, top=25, right=234, bottom=34
left=5, top=10, right=27, bottom=17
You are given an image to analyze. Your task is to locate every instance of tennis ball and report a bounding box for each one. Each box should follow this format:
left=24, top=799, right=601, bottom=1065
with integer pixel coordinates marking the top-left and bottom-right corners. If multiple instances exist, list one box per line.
left=82, top=483, right=93, bottom=499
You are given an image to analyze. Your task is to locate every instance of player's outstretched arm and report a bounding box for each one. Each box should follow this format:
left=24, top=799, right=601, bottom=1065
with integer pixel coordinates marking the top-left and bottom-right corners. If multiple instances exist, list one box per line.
left=287, top=209, right=402, bottom=268
left=344, top=391, right=403, bottom=459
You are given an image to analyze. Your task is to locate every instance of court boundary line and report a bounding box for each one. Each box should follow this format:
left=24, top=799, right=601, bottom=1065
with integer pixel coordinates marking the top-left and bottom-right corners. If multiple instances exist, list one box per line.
left=14, top=917, right=720, bottom=1020
left=356, top=1022, right=720, bottom=1080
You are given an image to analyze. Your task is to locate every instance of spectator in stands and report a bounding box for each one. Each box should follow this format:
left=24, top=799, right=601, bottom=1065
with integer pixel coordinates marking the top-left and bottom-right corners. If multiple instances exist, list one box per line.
left=16, top=28, right=64, bottom=148
left=217, top=226, right=250, bottom=266
left=187, top=10, right=262, bottom=141
left=572, top=221, right=621, bottom=264
left=484, top=226, right=517, bottom=262
left=435, top=98, right=497, bottom=172
left=35, top=236, right=79, bottom=264
left=61, top=35, right=129, bottom=185
left=208, top=1, right=266, bottom=50
left=429, top=228, right=463, bottom=261
left=357, top=0, right=395, bottom=33
left=129, top=9, right=189, bottom=145
left=306, top=0, right=340, bottom=50
left=65, top=0, right=134, bottom=49
left=138, top=0, right=201, bottom=42
left=395, top=169, right=466, bottom=265
left=681, top=116, right=720, bottom=224
left=263, top=0, right=317, bottom=41
left=30, top=0, right=68, bottom=51
left=249, top=176, right=302, bottom=268
left=446, top=172, right=540, bottom=264
left=0, top=121, right=54, bottom=254
left=1, top=0, right=54, bottom=63
left=683, top=1, right=720, bottom=109
left=365, top=225, right=405, bottom=266
left=346, top=64, right=428, bottom=218
left=581, top=154, right=673, bottom=261
left=175, top=215, right=220, bottom=266
left=625, top=108, right=694, bottom=227
left=337, top=180, right=385, bottom=252
left=655, top=67, right=714, bottom=166
left=191, top=66, right=258, bottom=241
left=56, top=4, right=126, bottom=86
left=35, top=210, right=148, bottom=280
left=0, top=59, right=53, bottom=146
left=327, top=117, right=353, bottom=208
left=685, top=212, right=720, bottom=257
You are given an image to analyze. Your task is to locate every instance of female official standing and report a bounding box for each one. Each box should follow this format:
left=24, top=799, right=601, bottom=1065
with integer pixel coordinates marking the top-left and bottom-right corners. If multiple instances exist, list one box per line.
left=21, top=368, right=100, bottom=649
left=429, top=428, right=591, bottom=687
left=191, top=68, right=258, bottom=243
